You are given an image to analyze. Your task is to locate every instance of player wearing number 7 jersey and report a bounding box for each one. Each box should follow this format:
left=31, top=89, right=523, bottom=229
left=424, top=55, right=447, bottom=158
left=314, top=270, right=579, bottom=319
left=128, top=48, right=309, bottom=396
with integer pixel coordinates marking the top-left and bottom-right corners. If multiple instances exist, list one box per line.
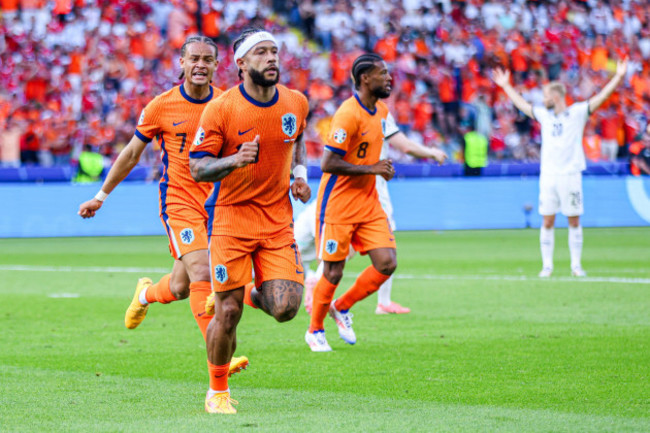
left=78, top=38, right=250, bottom=381
left=493, top=58, right=628, bottom=278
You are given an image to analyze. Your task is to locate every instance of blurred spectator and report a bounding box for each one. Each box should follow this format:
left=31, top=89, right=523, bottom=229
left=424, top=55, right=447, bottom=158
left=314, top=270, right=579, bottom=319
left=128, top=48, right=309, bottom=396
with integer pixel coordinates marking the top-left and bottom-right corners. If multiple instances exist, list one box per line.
left=73, top=144, right=104, bottom=183
left=629, top=124, right=650, bottom=175
left=1, top=115, right=21, bottom=167
left=461, top=124, right=488, bottom=176
left=583, top=121, right=603, bottom=163
left=1, top=0, right=649, bottom=171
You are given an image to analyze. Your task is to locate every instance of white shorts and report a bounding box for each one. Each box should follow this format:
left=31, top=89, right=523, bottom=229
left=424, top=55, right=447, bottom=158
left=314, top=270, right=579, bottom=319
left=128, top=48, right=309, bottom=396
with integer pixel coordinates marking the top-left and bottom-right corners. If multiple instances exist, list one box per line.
left=294, top=201, right=317, bottom=262
left=538, top=173, right=584, bottom=217
left=375, top=175, right=396, bottom=230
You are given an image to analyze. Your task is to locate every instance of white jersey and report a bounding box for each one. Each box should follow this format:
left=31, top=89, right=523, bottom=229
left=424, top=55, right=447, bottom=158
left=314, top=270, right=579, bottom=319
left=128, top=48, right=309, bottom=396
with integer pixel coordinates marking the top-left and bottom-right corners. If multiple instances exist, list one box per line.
left=533, top=101, right=589, bottom=175
left=377, top=112, right=400, bottom=228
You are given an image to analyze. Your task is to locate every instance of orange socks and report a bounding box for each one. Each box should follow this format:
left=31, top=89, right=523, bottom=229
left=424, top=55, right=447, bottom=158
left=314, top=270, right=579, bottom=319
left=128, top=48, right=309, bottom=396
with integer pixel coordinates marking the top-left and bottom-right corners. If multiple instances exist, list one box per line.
left=189, top=281, right=212, bottom=340
left=144, top=274, right=177, bottom=304
left=243, top=282, right=257, bottom=309
left=335, top=266, right=390, bottom=311
left=309, top=277, right=338, bottom=332
left=207, top=360, right=230, bottom=392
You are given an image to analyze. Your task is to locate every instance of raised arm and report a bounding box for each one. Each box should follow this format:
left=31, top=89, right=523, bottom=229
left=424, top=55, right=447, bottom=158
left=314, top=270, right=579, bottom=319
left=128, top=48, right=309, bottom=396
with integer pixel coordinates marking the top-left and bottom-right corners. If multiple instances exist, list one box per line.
left=78, top=135, right=148, bottom=218
left=492, top=68, right=534, bottom=119
left=387, top=132, right=447, bottom=163
left=290, top=134, right=311, bottom=203
left=321, top=148, right=395, bottom=181
left=190, top=135, right=259, bottom=183
left=588, top=58, right=627, bottom=114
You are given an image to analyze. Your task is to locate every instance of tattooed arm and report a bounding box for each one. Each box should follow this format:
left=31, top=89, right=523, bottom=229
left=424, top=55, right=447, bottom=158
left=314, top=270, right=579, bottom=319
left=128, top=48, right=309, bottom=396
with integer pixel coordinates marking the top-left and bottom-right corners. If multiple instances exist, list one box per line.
left=190, top=135, right=259, bottom=183
left=290, top=134, right=311, bottom=202
left=292, top=133, right=307, bottom=169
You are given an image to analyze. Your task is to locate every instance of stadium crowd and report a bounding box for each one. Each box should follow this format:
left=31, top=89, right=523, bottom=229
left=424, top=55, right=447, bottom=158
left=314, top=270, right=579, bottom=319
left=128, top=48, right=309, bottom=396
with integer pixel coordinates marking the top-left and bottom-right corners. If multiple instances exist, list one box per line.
left=0, top=0, right=649, bottom=173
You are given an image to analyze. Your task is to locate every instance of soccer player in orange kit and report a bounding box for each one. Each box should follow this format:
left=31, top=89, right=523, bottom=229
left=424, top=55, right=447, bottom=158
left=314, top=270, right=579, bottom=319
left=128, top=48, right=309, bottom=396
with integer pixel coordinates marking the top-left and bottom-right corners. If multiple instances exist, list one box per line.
left=189, top=28, right=311, bottom=414
left=77, top=36, right=248, bottom=372
left=306, top=53, right=397, bottom=352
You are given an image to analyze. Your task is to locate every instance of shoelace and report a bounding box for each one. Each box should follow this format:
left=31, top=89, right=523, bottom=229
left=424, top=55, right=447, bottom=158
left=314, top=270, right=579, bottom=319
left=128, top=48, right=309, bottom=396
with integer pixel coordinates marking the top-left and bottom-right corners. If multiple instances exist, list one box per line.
left=316, top=334, right=328, bottom=345
left=341, top=312, right=353, bottom=327
left=209, top=394, right=239, bottom=408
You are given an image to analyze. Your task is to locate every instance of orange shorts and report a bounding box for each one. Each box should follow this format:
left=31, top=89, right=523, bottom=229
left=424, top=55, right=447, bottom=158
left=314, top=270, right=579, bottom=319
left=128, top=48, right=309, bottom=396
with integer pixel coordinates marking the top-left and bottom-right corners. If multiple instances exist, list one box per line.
left=208, top=227, right=304, bottom=292
left=160, top=204, right=209, bottom=260
left=316, top=217, right=396, bottom=262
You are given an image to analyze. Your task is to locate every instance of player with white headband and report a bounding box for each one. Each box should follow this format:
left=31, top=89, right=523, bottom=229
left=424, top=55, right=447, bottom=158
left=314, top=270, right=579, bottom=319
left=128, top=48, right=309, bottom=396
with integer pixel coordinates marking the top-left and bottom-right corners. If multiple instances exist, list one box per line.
left=190, top=28, right=310, bottom=414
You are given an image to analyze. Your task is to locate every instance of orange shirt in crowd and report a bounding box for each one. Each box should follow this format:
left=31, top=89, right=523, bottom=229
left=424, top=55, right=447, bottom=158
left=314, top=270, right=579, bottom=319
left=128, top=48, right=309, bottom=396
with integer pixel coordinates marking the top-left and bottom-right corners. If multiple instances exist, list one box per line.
left=583, top=134, right=601, bottom=162
left=412, top=99, right=433, bottom=132
left=202, top=10, right=221, bottom=38
left=374, top=35, right=399, bottom=62
left=439, top=76, right=456, bottom=103
left=0, top=0, right=19, bottom=11
left=53, top=0, right=72, bottom=15
left=591, top=46, right=608, bottom=71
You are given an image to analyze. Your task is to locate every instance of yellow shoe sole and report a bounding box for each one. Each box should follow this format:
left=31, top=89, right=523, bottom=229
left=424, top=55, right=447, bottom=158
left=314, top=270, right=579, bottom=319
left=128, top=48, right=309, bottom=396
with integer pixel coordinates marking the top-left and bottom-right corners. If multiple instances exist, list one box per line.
left=124, top=277, right=152, bottom=329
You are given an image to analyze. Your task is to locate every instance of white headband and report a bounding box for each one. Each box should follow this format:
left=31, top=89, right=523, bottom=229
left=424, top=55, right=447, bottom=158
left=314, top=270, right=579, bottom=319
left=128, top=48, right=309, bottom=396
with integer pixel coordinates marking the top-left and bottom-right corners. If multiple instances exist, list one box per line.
left=234, top=31, right=279, bottom=63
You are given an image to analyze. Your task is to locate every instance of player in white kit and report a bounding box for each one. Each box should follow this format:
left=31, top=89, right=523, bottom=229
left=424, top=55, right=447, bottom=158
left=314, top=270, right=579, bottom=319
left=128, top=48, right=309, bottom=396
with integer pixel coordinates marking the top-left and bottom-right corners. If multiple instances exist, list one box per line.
left=295, top=112, right=446, bottom=313
left=493, top=59, right=627, bottom=277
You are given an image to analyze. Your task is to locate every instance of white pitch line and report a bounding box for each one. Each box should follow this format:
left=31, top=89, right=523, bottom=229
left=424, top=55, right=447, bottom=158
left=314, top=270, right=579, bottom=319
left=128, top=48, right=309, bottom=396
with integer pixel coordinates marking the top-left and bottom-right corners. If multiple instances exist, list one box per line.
left=394, top=274, right=650, bottom=285
left=0, top=265, right=170, bottom=274
left=1, top=264, right=649, bottom=284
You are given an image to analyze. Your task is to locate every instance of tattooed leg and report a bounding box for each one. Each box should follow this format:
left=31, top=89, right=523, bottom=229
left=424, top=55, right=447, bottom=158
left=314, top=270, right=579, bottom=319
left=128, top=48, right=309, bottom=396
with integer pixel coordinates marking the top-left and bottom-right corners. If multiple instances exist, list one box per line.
left=252, top=279, right=303, bottom=322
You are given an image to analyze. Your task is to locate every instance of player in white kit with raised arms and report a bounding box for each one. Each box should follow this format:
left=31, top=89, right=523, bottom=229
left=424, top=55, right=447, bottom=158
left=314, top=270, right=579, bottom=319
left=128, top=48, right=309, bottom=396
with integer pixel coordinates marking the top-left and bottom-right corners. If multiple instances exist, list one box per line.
left=493, top=59, right=627, bottom=277
left=296, top=111, right=446, bottom=313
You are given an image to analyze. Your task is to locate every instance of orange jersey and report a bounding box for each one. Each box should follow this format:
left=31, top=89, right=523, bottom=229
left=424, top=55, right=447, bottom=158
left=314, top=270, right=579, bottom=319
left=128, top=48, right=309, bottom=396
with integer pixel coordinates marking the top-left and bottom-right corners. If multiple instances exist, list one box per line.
left=316, top=94, right=388, bottom=228
left=190, top=84, right=309, bottom=239
left=135, top=85, right=223, bottom=214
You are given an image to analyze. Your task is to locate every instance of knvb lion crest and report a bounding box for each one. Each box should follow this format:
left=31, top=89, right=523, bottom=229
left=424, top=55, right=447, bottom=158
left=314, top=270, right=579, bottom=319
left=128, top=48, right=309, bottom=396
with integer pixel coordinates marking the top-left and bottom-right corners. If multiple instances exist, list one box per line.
left=282, top=113, right=297, bottom=137
left=180, top=228, right=194, bottom=245
left=214, top=265, right=228, bottom=284
left=325, top=239, right=338, bottom=255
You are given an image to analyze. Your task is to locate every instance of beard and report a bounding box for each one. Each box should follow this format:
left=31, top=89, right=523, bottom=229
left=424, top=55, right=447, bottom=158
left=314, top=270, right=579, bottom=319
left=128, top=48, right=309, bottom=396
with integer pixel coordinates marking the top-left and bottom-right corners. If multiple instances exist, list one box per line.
left=249, top=67, right=280, bottom=87
left=371, top=85, right=391, bottom=99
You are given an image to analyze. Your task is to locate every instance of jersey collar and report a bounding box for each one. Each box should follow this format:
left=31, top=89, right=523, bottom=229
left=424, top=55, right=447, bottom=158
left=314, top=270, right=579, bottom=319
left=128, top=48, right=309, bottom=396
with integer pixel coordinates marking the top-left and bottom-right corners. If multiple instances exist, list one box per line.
left=238, top=83, right=279, bottom=108
left=354, top=93, right=376, bottom=115
left=179, top=84, right=213, bottom=104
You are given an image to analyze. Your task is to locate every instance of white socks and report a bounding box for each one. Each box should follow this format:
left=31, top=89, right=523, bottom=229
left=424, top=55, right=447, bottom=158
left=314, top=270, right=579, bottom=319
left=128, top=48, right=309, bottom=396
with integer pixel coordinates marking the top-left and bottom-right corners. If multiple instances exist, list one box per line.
left=315, top=260, right=324, bottom=280
left=207, top=388, right=229, bottom=399
left=568, top=225, right=583, bottom=270
left=540, top=227, right=554, bottom=270
left=138, top=287, right=149, bottom=305
left=377, top=275, right=394, bottom=306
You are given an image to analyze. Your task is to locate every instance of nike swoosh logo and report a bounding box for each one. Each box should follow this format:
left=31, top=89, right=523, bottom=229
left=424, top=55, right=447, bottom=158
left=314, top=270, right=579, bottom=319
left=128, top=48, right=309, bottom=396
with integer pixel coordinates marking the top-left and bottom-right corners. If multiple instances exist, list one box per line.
left=238, top=127, right=253, bottom=136
left=296, top=270, right=304, bottom=274
left=173, top=120, right=187, bottom=127
left=361, top=131, right=369, bottom=136
left=389, top=238, right=395, bottom=242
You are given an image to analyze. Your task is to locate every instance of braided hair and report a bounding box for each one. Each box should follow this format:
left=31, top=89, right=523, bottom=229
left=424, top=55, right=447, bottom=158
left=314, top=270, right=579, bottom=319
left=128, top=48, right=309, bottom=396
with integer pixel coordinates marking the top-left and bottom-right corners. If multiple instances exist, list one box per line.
left=178, top=35, right=219, bottom=80
left=232, top=27, right=266, bottom=80
left=351, top=53, right=384, bottom=90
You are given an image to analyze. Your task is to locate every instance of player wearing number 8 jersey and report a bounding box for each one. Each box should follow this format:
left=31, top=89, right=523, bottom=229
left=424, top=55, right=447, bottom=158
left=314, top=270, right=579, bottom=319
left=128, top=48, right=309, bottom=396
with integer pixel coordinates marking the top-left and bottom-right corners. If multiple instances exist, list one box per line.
left=493, top=58, right=628, bottom=278
left=189, top=28, right=311, bottom=414
left=306, top=53, right=397, bottom=352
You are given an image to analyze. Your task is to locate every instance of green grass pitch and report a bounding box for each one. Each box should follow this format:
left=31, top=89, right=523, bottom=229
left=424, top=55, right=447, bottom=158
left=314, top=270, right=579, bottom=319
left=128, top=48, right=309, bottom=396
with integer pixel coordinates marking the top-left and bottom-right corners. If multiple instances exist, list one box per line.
left=1, top=228, right=648, bottom=432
